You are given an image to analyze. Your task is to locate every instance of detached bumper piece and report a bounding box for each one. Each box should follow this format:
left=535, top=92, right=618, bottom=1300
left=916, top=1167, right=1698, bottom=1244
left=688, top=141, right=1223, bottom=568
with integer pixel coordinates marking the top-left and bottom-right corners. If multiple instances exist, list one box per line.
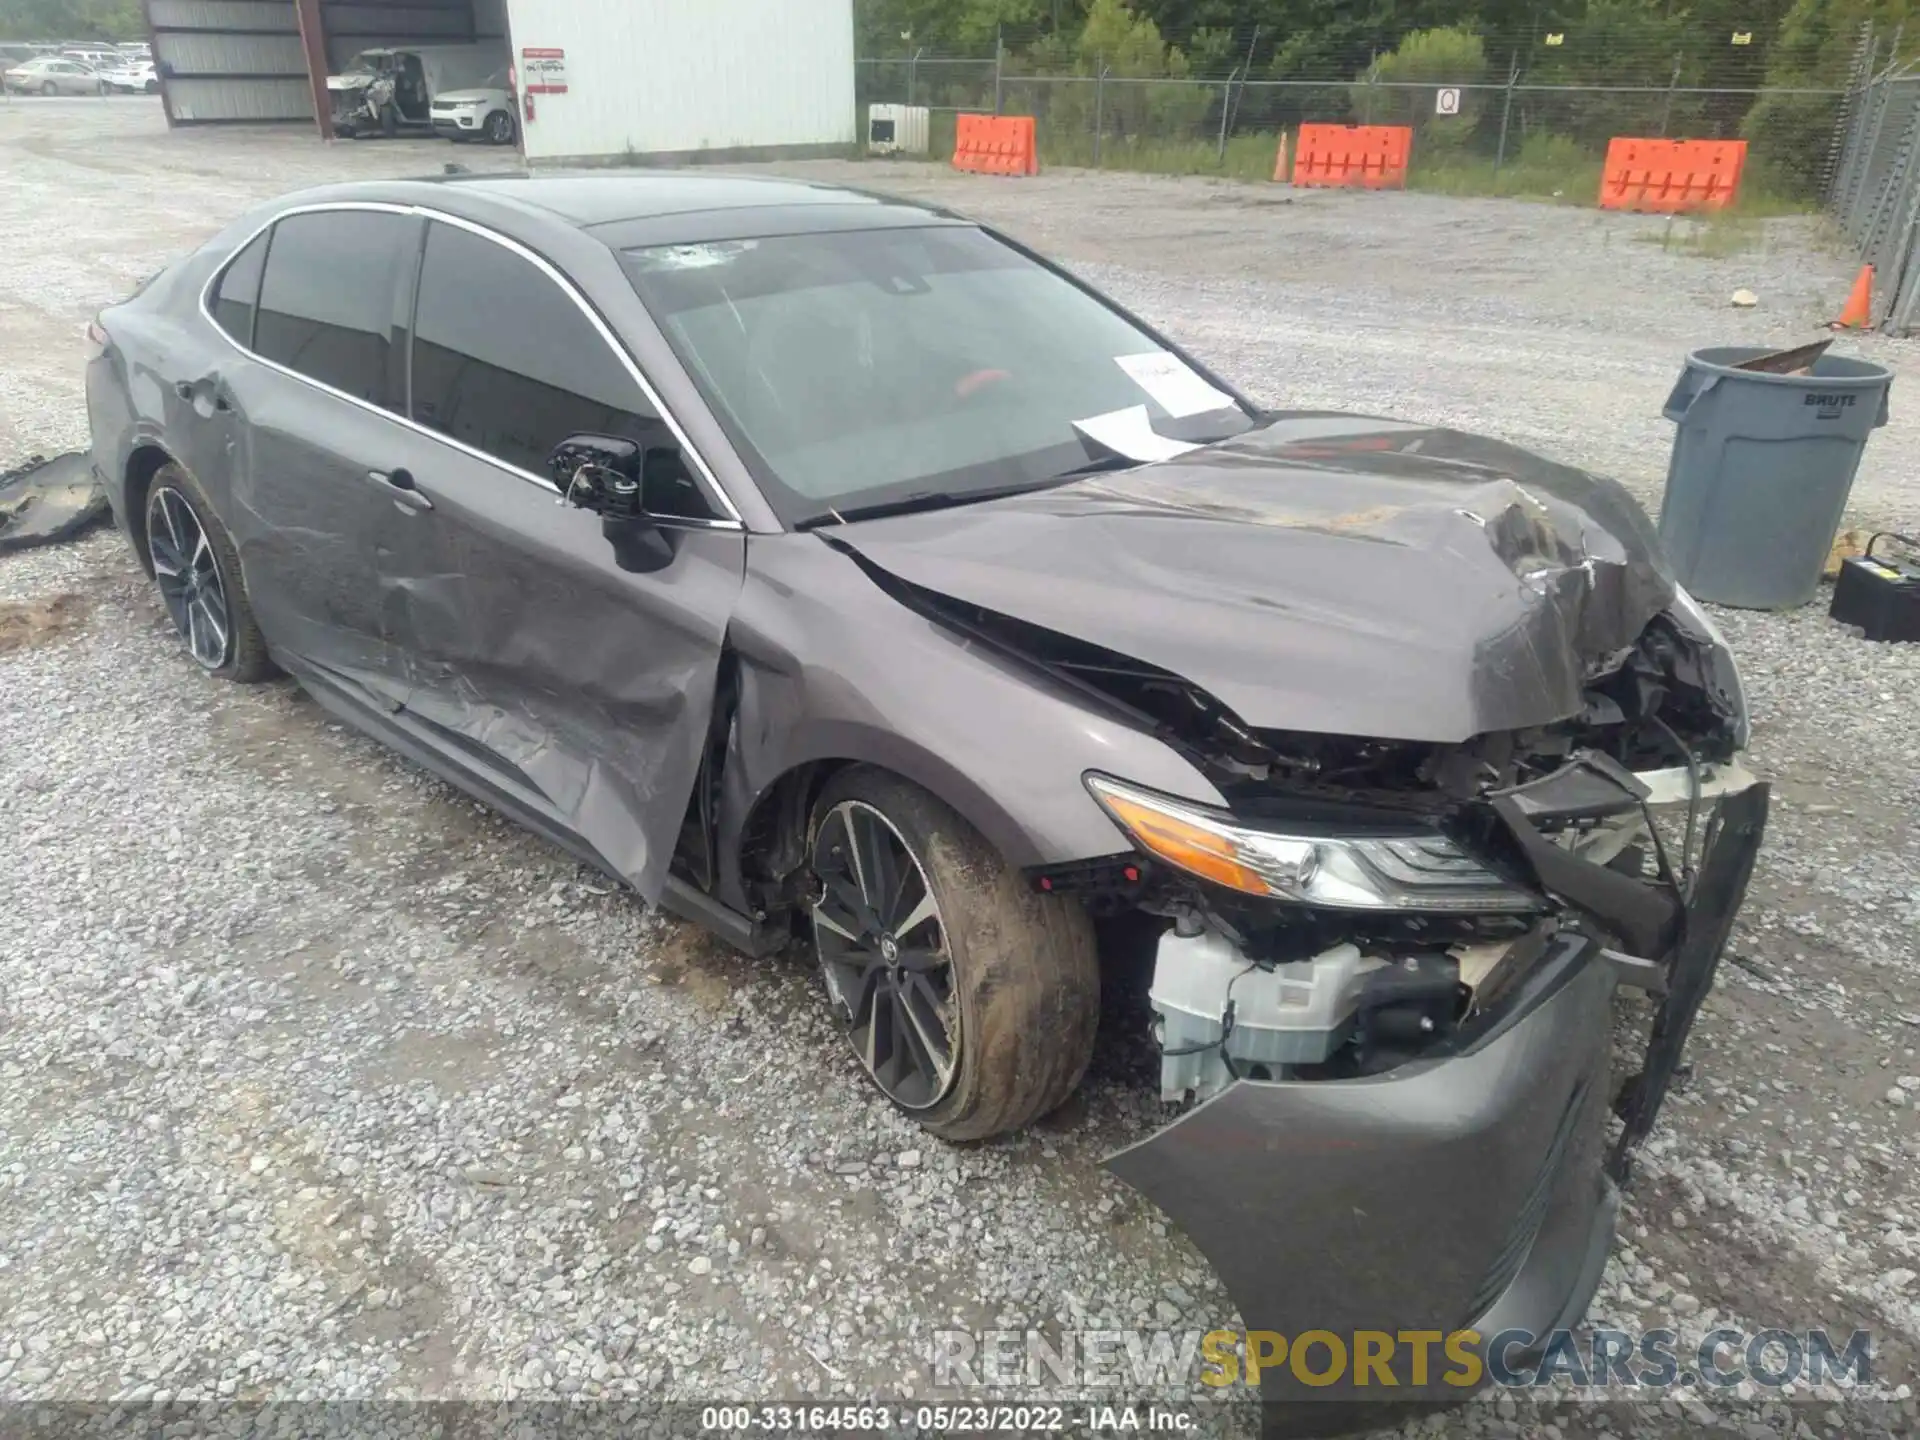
left=1109, top=939, right=1618, bottom=1419
left=1610, top=779, right=1768, bottom=1177
left=1, top=453, right=108, bottom=554
left=1106, top=757, right=1767, bottom=1436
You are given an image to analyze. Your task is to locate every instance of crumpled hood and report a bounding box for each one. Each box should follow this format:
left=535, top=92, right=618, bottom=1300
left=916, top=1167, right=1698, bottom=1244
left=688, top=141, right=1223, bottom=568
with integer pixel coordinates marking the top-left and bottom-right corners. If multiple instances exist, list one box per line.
left=328, top=73, right=375, bottom=90
left=836, top=412, right=1676, bottom=744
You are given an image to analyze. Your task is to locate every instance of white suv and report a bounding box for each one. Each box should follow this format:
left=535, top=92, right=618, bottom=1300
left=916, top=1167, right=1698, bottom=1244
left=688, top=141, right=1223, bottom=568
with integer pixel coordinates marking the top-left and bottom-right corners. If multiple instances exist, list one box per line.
left=430, top=70, right=517, bottom=145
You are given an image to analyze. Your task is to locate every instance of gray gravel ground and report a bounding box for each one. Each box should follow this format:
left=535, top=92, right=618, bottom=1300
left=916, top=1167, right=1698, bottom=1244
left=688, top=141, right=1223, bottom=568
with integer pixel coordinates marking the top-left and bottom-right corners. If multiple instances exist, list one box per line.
left=4, top=98, right=1920, bottom=1437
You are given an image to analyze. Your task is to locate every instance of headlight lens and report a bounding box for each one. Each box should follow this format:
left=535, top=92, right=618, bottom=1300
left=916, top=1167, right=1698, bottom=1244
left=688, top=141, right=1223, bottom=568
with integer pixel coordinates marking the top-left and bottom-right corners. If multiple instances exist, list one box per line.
left=1085, top=774, right=1544, bottom=912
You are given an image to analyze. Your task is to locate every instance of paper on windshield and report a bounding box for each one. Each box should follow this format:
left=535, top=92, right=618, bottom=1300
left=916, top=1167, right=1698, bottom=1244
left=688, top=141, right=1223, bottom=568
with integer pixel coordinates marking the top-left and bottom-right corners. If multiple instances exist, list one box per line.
left=1071, top=405, right=1201, bottom=463
left=1115, top=351, right=1236, bottom=419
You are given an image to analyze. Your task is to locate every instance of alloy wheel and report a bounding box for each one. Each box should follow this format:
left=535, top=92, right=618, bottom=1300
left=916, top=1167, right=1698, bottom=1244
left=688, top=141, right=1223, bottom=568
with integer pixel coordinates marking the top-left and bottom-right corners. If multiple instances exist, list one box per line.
left=147, top=486, right=232, bottom=670
left=486, top=110, right=513, bottom=145
left=811, top=800, right=959, bottom=1110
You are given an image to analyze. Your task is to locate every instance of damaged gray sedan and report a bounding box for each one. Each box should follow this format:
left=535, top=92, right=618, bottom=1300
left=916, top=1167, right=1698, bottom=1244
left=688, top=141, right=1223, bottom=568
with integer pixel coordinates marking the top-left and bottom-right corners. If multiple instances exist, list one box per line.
left=86, top=174, right=1765, bottom=1410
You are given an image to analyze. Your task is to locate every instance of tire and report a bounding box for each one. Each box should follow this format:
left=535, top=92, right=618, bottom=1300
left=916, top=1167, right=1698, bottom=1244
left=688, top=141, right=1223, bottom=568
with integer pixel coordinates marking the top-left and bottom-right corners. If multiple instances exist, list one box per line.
left=143, top=463, right=274, bottom=682
left=145, top=79, right=159, bottom=94
left=484, top=109, right=515, bottom=145
left=41, top=81, right=56, bottom=95
left=809, top=767, right=1098, bottom=1142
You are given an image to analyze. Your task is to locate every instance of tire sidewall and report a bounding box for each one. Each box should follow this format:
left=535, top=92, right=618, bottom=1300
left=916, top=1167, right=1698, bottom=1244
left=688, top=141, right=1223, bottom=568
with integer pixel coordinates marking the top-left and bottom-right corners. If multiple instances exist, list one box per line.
left=809, top=767, right=1095, bottom=1138
left=144, top=463, right=270, bottom=682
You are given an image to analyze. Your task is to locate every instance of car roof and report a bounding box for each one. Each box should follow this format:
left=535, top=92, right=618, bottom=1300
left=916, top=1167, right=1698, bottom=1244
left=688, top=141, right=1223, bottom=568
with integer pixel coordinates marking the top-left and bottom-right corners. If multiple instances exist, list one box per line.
left=286, top=173, right=967, bottom=248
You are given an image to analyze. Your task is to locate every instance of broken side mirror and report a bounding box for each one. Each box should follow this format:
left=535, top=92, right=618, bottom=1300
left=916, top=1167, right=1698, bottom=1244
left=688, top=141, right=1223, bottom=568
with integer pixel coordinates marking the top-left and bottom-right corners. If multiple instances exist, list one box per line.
left=550, top=433, right=643, bottom=516
left=548, top=433, right=676, bottom=574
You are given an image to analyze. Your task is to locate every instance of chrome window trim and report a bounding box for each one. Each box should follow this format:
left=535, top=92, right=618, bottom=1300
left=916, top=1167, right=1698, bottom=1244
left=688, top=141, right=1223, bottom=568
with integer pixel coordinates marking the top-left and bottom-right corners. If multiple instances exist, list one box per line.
left=196, top=199, right=747, bottom=532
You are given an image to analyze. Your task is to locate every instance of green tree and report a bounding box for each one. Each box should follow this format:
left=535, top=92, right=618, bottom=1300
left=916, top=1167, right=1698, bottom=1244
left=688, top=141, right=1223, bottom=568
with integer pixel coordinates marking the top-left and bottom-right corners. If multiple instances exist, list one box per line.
left=1032, top=0, right=1212, bottom=148
left=1745, top=0, right=1916, bottom=196
left=0, top=0, right=143, bottom=39
left=1350, top=24, right=1486, bottom=149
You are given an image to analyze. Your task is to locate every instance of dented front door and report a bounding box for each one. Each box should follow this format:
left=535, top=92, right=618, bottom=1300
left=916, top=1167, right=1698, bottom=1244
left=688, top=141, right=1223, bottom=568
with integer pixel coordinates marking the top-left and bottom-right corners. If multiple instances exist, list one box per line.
left=370, top=217, right=746, bottom=900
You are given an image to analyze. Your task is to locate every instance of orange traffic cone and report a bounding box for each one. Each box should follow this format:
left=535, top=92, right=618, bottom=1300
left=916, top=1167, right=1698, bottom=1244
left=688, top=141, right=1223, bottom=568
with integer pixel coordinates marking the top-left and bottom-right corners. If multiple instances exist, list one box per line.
left=1832, top=264, right=1874, bottom=329
left=1272, top=130, right=1290, bottom=183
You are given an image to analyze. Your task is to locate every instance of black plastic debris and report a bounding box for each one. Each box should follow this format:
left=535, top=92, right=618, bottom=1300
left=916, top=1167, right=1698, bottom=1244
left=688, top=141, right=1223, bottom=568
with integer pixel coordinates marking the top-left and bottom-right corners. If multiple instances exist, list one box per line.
left=0, top=452, right=109, bottom=554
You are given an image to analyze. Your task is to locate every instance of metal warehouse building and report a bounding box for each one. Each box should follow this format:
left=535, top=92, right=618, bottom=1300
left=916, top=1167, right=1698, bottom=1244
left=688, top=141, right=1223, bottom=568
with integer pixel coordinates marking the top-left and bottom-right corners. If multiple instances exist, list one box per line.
left=145, top=0, right=855, bottom=162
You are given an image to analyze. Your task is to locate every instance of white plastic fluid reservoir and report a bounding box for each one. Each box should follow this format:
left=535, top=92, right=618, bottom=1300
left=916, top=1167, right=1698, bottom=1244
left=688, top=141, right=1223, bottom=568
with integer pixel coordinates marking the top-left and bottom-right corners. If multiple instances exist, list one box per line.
left=1149, top=932, right=1372, bottom=1098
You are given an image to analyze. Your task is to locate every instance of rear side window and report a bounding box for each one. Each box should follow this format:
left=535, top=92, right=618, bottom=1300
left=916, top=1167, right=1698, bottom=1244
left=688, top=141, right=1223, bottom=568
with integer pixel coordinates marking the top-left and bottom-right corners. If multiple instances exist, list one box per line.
left=210, top=231, right=269, bottom=347
left=410, top=219, right=702, bottom=511
left=254, top=210, right=411, bottom=408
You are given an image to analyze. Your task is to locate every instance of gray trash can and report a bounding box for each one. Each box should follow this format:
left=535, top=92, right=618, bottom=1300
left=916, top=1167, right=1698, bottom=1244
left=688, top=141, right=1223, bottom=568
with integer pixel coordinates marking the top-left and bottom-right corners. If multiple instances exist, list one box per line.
left=1657, top=346, right=1892, bottom=609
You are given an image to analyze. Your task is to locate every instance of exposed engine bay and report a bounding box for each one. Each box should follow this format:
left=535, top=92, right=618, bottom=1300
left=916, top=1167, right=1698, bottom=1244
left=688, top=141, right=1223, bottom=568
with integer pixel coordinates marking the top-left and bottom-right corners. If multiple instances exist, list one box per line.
left=1020, top=594, right=1754, bottom=1114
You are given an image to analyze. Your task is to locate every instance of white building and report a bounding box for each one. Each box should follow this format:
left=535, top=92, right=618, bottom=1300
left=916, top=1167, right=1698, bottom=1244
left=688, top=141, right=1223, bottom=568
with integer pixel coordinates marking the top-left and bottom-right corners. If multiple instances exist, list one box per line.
left=506, top=0, right=855, bottom=165
left=144, top=0, right=855, bottom=163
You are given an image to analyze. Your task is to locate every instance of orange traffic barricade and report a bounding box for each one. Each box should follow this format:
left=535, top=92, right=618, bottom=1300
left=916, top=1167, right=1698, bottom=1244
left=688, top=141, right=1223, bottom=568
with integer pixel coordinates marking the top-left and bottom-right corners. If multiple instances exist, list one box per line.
left=1599, top=138, right=1746, bottom=212
left=1291, top=124, right=1412, bottom=189
left=952, top=114, right=1038, bottom=176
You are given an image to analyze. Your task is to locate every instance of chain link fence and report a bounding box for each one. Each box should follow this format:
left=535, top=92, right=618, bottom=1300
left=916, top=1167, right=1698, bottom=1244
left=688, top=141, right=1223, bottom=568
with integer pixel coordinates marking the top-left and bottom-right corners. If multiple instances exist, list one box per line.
left=1829, top=51, right=1920, bottom=339
left=857, top=49, right=1848, bottom=196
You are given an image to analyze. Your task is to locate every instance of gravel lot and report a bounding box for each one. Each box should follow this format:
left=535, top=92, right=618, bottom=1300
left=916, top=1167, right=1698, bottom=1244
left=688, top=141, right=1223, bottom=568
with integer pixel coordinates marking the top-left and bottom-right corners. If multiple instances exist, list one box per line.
left=4, top=98, right=1920, bottom=1436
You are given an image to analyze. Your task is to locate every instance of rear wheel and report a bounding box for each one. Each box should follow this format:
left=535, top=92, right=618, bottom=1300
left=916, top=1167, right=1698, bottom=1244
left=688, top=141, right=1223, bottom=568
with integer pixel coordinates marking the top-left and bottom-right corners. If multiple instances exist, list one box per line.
left=144, top=464, right=273, bottom=682
left=809, top=768, right=1098, bottom=1141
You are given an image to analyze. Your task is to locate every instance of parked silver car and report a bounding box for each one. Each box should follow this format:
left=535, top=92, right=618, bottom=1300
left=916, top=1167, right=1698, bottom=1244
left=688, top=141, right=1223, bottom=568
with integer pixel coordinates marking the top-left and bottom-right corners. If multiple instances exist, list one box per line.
left=4, top=55, right=105, bottom=95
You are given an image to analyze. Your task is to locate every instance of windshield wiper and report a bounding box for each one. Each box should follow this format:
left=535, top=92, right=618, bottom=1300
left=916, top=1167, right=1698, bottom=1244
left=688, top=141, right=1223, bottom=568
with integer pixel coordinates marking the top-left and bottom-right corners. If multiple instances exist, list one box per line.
left=793, top=477, right=1074, bottom=530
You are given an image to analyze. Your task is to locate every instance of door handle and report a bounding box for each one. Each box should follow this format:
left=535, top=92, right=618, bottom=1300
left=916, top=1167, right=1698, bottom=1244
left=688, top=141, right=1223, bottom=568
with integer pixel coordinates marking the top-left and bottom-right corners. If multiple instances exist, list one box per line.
left=368, top=467, right=433, bottom=512
left=176, top=377, right=233, bottom=413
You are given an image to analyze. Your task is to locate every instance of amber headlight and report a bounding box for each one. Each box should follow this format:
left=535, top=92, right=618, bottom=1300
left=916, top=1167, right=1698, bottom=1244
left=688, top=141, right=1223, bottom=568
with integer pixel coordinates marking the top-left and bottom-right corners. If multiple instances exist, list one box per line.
left=1085, top=774, right=1544, bottom=912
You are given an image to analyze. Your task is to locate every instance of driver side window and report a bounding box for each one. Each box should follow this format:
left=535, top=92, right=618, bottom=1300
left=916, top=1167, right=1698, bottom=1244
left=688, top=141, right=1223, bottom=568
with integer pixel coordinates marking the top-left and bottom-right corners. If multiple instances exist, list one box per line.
left=409, top=220, right=717, bottom=521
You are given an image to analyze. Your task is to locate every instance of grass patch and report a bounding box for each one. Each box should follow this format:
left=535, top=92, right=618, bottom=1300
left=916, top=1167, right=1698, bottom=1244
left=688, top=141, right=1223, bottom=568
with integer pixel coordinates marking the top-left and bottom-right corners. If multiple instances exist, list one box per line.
left=1039, top=129, right=1284, bottom=182
left=1407, top=133, right=1603, bottom=203
left=1636, top=212, right=1768, bottom=257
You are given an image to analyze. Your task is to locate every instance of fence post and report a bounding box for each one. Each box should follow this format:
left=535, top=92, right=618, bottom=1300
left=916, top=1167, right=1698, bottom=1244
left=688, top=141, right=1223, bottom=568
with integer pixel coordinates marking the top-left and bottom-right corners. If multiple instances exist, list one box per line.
left=1494, top=61, right=1518, bottom=174
left=1217, top=65, right=1241, bottom=161
left=1093, top=58, right=1105, bottom=167
left=993, top=26, right=1003, bottom=116
left=906, top=46, right=920, bottom=108
left=1225, top=25, right=1259, bottom=138
left=1658, top=55, right=1681, bottom=137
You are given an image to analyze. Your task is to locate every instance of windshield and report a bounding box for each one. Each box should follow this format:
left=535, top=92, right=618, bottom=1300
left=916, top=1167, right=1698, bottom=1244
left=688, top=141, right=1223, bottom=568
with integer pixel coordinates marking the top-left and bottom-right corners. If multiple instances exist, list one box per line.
left=341, top=50, right=388, bottom=75
left=621, top=225, right=1253, bottom=525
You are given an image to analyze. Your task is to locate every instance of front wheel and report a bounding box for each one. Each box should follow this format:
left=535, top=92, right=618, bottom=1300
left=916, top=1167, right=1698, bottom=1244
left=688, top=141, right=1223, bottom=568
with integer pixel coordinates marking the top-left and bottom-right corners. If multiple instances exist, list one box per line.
left=484, top=109, right=516, bottom=145
left=809, top=768, right=1098, bottom=1141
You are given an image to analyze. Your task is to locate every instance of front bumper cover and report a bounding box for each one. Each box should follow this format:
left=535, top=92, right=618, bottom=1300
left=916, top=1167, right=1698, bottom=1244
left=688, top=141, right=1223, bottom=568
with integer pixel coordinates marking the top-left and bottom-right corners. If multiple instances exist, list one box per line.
left=1105, top=777, right=1768, bottom=1430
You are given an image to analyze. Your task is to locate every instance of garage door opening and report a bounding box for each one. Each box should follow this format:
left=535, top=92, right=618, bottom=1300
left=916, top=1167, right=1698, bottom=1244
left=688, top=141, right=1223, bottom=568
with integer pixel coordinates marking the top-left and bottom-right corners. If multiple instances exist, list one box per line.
left=146, top=0, right=510, bottom=136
